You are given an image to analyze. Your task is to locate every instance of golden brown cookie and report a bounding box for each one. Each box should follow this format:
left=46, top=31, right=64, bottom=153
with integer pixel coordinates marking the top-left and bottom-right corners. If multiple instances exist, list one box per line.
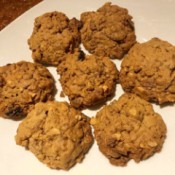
left=57, top=51, right=119, bottom=108
left=120, top=37, right=175, bottom=104
left=80, top=2, right=136, bottom=59
left=91, top=93, right=166, bottom=166
left=0, top=61, right=55, bottom=119
left=15, top=101, right=93, bottom=170
left=28, top=11, right=82, bottom=66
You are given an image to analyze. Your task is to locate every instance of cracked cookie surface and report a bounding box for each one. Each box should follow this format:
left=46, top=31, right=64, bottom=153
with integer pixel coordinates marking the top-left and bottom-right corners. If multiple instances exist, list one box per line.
left=91, top=93, right=166, bottom=166
left=28, top=11, right=82, bottom=66
left=0, top=61, right=54, bottom=119
left=57, top=52, right=119, bottom=108
left=15, top=101, right=93, bottom=170
left=120, top=37, right=175, bottom=104
left=80, top=2, right=136, bottom=59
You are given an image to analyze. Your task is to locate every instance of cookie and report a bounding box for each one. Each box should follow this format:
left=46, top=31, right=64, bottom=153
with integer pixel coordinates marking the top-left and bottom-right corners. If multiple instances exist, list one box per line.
left=0, top=61, right=55, bottom=119
left=120, top=37, right=175, bottom=104
left=57, top=51, right=119, bottom=108
left=15, top=101, right=93, bottom=170
left=80, top=2, right=136, bottom=59
left=28, top=11, right=82, bottom=66
left=91, top=93, right=166, bottom=166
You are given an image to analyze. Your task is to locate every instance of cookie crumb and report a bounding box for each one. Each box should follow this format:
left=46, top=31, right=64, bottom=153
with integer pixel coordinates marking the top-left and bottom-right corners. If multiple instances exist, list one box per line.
left=60, top=91, right=65, bottom=97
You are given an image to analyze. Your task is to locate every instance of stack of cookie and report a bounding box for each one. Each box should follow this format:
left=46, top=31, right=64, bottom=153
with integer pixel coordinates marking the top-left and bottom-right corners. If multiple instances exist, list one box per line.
left=1, top=1, right=173, bottom=170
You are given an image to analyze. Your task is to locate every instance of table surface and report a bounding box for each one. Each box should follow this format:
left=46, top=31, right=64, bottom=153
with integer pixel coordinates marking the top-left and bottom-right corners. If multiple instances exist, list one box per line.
left=0, top=0, right=43, bottom=31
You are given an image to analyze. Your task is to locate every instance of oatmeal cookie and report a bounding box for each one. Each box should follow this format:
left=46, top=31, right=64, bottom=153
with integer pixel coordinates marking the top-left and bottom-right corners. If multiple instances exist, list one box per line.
left=57, top=51, right=119, bottom=108
left=28, top=11, right=82, bottom=66
left=120, top=37, right=175, bottom=104
left=80, top=2, right=136, bottom=59
left=91, top=93, right=166, bottom=166
left=15, top=101, right=93, bottom=170
left=0, top=61, right=55, bottom=119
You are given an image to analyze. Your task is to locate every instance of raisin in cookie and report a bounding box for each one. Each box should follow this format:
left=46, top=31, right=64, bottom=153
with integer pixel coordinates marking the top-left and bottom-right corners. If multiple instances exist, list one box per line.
left=15, top=101, right=93, bottom=170
left=28, top=11, right=82, bottom=66
left=120, top=37, right=175, bottom=104
left=57, top=51, right=119, bottom=108
left=0, top=61, right=55, bottom=119
left=80, top=2, right=136, bottom=59
left=91, top=93, right=166, bottom=166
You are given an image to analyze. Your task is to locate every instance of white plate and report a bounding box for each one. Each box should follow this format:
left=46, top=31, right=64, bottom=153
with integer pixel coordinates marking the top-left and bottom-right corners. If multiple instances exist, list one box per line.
left=0, top=0, right=175, bottom=175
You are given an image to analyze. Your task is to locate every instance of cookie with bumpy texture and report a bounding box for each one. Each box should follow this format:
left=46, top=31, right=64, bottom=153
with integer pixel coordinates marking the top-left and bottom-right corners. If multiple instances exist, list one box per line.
left=0, top=61, right=55, bottom=119
left=80, top=2, right=136, bottom=59
left=91, top=93, right=166, bottom=166
left=120, top=38, right=175, bottom=104
left=57, top=51, right=119, bottom=108
left=28, top=11, right=82, bottom=66
left=15, top=101, right=93, bottom=170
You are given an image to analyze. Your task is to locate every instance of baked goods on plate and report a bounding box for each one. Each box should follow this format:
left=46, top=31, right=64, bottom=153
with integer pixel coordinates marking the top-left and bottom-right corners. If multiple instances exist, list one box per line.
left=57, top=51, right=119, bottom=108
left=91, top=93, right=166, bottom=166
left=120, top=38, right=175, bottom=104
left=80, top=2, right=136, bottom=59
left=15, top=101, right=93, bottom=170
left=0, top=61, right=55, bottom=119
left=28, top=11, right=82, bottom=66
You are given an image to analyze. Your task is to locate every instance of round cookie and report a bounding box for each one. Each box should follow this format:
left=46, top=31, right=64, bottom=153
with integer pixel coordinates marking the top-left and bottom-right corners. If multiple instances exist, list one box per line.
left=80, top=2, right=136, bottom=59
left=91, top=93, right=166, bottom=166
left=15, top=101, right=94, bottom=170
left=0, top=61, right=55, bottom=119
left=57, top=51, right=119, bottom=108
left=120, top=37, right=175, bottom=104
left=28, top=11, right=82, bottom=66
